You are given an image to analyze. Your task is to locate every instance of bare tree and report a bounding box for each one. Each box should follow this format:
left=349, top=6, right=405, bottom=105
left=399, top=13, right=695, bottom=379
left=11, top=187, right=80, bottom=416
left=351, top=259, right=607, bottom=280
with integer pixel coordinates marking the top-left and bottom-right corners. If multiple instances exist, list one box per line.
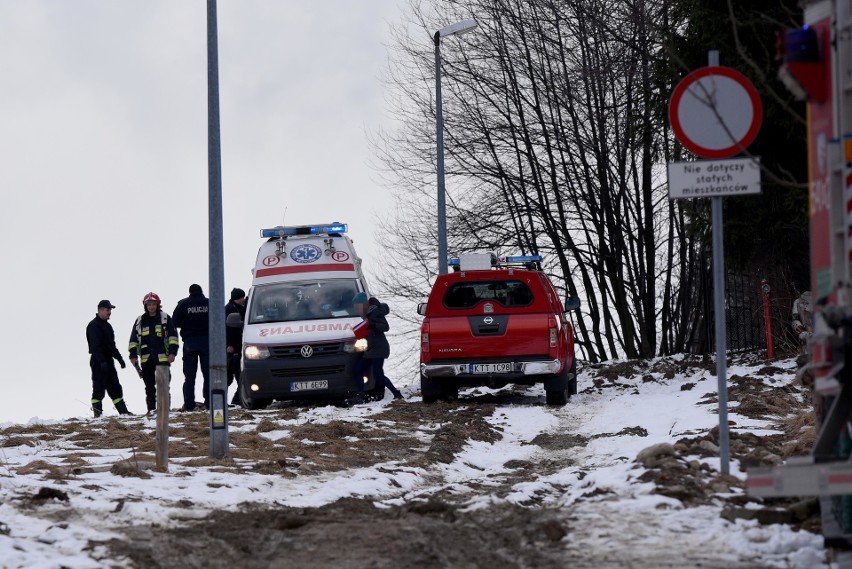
left=371, top=0, right=702, bottom=362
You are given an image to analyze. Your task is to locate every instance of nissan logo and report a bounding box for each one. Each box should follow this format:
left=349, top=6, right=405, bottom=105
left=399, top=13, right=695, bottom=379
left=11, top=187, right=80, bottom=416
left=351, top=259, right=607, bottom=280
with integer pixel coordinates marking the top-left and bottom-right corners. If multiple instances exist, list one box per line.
left=300, top=345, right=313, bottom=358
left=483, top=316, right=493, bottom=325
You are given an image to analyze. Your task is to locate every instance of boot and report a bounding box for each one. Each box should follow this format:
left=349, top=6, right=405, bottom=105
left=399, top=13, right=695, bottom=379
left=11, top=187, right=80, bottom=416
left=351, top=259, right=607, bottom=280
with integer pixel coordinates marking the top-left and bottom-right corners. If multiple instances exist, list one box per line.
left=391, top=389, right=404, bottom=400
left=92, top=400, right=103, bottom=418
left=114, top=399, right=132, bottom=415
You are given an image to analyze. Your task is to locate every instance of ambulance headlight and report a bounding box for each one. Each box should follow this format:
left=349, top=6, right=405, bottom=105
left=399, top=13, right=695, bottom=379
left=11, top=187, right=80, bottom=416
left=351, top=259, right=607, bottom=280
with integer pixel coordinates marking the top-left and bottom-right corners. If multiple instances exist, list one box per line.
left=343, top=339, right=369, bottom=353
left=244, top=345, right=270, bottom=360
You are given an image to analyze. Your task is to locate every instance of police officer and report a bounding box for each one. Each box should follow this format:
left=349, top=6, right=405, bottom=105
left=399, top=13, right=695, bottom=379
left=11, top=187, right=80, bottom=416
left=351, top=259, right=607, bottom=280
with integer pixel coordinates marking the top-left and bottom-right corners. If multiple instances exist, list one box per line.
left=129, top=292, right=179, bottom=415
left=86, top=300, right=132, bottom=417
left=225, top=287, right=247, bottom=406
left=173, top=284, right=210, bottom=411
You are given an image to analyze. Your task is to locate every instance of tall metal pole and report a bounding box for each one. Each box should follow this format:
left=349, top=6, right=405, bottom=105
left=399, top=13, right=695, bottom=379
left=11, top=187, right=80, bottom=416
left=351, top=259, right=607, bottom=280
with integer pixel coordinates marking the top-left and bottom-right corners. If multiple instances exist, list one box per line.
left=207, top=0, right=228, bottom=458
left=709, top=49, right=730, bottom=476
left=434, top=32, right=448, bottom=275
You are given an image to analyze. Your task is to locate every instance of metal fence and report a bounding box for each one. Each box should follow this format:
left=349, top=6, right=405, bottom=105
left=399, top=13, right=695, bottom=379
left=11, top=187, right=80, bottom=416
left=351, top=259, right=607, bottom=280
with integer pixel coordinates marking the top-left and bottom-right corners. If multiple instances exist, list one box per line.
left=689, top=252, right=767, bottom=355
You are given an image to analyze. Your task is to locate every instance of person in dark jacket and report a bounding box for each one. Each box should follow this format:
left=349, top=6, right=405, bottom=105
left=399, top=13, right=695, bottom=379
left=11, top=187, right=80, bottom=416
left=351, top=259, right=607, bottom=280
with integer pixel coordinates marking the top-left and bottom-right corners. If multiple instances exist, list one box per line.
left=173, top=284, right=210, bottom=411
left=225, top=287, right=247, bottom=406
left=86, top=300, right=132, bottom=417
left=129, top=292, right=179, bottom=415
left=349, top=293, right=402, bottom=404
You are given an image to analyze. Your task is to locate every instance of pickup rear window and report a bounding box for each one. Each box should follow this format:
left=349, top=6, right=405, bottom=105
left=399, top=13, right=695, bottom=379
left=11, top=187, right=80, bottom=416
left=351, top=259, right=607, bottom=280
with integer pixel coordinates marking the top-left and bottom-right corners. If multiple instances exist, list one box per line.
left=443, top=280, right=534, bottom=309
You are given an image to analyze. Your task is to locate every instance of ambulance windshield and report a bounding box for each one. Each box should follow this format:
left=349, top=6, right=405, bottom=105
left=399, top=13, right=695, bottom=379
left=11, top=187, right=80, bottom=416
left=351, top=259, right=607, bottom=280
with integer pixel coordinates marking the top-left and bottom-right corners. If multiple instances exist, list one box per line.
left=248, top=280, right=363, bottom=324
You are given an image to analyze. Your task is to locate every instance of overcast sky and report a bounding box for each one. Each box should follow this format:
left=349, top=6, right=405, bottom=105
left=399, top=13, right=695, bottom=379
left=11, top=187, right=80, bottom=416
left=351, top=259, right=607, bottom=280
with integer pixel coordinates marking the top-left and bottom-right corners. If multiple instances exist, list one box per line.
left=0, top=1, right=411, bottom=423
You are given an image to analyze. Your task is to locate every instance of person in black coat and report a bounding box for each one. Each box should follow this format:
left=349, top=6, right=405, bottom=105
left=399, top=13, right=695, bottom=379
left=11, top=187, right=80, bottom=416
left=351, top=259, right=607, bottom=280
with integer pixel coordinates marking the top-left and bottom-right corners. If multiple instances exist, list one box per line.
left=225, top=287, right=247, bottom=406
left=172, top=284, right=210, bottom=411
left=350, top=293, right=402, bottom=404
left=86, top=300, right=132, bottom=417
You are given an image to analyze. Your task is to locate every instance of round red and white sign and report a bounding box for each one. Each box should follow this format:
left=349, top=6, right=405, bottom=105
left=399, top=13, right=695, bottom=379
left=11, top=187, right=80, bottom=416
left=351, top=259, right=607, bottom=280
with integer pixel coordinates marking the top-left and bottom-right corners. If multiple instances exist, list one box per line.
left=262, top=255, right=280, bottom=267
left=668, top=66, right=762, bottom=159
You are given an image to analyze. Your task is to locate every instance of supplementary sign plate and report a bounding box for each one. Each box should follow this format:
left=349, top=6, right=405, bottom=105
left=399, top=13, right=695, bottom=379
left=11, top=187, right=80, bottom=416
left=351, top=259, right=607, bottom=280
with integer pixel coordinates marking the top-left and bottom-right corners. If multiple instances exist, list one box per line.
left=667, top=157, right=761, bottom=199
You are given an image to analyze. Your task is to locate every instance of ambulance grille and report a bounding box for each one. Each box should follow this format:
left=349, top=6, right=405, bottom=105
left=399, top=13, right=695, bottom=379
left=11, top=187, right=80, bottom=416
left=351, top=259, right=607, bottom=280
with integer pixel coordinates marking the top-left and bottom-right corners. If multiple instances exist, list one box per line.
left=269, top=343, right=345, bottom=358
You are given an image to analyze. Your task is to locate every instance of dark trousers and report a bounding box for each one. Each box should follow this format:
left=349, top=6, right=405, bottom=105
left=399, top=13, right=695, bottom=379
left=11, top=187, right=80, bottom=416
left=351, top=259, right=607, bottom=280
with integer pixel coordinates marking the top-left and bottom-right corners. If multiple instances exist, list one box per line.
left=353, top=357, right=399, bottom=396
left=227, top=352, right=242, bottom=404
left=182, top=336, right=210, bottom=410
left=90, top=356, right=124, bottom=408
left=140, top=359, right=169, bottom=411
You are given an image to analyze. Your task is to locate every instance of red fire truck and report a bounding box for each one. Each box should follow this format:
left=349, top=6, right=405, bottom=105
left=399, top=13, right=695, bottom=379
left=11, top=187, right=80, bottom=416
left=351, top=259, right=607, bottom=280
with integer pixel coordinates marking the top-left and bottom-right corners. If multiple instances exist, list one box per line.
left=746, top=0, right=852, bottom=556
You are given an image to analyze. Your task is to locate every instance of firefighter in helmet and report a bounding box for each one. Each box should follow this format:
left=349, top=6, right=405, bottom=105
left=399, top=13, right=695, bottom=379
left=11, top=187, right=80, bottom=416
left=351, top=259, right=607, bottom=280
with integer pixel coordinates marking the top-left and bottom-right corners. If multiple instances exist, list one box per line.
left=128, top=292, right=179, bottom=416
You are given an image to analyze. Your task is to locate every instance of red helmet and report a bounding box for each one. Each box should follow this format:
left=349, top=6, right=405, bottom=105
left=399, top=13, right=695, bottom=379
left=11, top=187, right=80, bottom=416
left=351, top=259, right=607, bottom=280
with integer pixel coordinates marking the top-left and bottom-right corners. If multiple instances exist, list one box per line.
left=142, top=292, right=161, bottom=306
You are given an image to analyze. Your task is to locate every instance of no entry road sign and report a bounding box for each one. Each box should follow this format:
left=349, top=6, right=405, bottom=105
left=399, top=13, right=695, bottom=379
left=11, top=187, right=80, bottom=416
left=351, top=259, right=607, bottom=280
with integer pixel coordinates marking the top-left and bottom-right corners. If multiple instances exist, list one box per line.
left=669, top=66, right=763, bottom=159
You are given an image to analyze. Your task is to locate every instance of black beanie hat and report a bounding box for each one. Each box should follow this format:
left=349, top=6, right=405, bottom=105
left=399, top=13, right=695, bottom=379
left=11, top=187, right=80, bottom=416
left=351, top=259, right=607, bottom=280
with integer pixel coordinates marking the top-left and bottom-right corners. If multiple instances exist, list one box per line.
left=189, top=284, right=203, bottom=294
left=230, top=288, right=246, bottom=301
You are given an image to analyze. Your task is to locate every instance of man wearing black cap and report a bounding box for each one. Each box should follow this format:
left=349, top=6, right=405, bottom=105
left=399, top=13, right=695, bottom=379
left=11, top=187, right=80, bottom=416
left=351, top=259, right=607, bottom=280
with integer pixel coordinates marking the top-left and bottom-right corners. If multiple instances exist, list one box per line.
left=86, top=300, right=132, bottom=417
left=173, top=284, right=210, bottom=411
left=225, top=288, right=247, bottom=406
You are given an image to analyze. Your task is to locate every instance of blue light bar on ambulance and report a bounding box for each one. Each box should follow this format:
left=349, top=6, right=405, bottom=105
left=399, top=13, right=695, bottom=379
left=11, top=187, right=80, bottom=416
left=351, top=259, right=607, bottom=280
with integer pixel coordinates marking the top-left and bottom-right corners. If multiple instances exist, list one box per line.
left=501, top=255, right=542, bottom=263
left=260, top=223, right=348, bottom=238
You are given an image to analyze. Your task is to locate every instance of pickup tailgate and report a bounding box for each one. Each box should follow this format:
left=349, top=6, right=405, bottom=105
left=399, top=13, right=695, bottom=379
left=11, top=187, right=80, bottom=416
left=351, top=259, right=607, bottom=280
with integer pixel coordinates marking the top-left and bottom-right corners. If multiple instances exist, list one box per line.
left=429, top=313, right=550, bottom=360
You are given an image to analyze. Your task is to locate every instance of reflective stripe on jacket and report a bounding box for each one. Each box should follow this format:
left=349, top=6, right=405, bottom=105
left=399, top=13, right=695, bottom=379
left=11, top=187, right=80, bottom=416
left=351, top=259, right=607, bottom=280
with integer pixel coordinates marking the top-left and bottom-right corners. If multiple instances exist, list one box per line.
left=129, top=311, right=179, bottom=363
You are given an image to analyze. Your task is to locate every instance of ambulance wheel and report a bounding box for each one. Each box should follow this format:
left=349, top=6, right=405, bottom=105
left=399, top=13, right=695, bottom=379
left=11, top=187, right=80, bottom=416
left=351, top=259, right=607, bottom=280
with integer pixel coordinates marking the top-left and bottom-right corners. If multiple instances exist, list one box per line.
left=367, top=384, right=386, bottom=402
left=241, top=383, right=271, bottom=410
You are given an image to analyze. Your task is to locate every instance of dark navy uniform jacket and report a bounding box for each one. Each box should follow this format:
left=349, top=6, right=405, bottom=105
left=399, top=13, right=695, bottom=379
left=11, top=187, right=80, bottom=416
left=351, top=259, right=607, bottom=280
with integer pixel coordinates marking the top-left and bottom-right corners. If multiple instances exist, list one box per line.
left=86, top=315, right=123, bottom=365
left=173, top=292, right=210, bottom=339
left=225, top=300, right=246, bottom=351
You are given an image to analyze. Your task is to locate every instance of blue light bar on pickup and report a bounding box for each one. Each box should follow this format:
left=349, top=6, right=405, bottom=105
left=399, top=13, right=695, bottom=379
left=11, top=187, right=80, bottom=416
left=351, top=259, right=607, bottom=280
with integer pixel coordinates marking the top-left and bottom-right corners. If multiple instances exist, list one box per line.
left=502, top=255, right=542, bottom=263
left=260, top=223, right=348, bottom=238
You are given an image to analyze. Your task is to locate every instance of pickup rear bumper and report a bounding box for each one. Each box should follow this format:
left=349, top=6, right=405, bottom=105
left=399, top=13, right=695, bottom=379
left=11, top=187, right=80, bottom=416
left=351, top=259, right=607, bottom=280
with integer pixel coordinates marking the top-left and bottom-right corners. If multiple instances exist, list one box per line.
left=420, top=358, right=561, bottom=378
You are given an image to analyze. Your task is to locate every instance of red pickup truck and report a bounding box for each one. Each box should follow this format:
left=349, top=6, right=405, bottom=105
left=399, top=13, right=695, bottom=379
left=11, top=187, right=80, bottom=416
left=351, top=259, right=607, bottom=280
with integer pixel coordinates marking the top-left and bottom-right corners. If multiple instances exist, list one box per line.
left=418, top=254, right=580, bottom=405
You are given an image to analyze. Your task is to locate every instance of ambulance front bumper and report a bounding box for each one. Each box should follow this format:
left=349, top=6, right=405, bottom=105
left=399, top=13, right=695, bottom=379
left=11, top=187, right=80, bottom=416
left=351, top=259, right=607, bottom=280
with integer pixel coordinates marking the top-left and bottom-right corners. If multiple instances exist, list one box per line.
left=242, top=354, right=361, bottom=399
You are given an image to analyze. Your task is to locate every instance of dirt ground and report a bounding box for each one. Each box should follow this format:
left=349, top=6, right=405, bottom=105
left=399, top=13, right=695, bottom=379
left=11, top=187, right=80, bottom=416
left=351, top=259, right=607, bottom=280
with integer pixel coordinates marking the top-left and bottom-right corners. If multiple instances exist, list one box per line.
left=2, top=355, right=819, bottom=568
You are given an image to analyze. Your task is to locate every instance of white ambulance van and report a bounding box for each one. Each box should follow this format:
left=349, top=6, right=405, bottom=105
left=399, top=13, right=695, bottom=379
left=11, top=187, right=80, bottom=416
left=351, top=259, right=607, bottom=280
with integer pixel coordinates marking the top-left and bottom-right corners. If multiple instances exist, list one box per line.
left=231, top=223, right=377, bottom=409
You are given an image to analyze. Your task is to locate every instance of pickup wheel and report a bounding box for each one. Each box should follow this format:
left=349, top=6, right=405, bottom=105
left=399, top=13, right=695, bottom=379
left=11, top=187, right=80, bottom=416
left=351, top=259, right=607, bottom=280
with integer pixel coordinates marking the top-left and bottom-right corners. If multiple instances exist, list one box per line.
left=545, top=358, right=574, bottom=406
left=421, top=374, right=444, bottom=404
left=545, top=387, right=569, bottom=406
left=240, top=382, right=272, bottom=410
left=568, top=356, right=578, bottom=395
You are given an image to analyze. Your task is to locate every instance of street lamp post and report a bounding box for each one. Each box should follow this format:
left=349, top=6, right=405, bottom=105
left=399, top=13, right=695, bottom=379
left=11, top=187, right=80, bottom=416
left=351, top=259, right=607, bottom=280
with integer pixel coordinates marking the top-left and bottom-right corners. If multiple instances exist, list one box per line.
left=434, top=18, right=477, bottom=275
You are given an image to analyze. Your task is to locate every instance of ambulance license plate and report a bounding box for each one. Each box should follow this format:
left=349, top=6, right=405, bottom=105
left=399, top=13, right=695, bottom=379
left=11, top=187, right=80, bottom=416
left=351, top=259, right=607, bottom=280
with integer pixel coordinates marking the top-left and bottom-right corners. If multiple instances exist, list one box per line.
left=290, top=380, right=329, bottom=392
left=469, top=363, right=512, bottom=374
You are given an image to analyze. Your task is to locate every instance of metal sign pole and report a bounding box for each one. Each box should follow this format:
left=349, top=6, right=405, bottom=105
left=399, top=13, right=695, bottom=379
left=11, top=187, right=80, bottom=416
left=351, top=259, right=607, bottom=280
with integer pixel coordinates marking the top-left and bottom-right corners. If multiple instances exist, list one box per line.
left=708, top=49, right=730, bottom=476
left=434, top=33, right=448, bottom=276
left=207, top=0, right=228, bottom=458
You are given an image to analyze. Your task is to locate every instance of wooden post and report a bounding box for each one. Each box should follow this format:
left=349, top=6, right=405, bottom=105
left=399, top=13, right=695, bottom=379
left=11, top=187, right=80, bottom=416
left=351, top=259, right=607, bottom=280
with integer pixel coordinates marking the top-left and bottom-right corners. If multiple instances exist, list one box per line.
left=155, top=365, right=170, bottom=471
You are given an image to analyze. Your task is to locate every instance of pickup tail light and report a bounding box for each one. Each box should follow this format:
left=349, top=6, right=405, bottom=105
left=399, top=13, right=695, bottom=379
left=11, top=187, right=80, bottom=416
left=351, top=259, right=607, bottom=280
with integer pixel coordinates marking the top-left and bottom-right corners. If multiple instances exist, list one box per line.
left=421, top=322, right=431, bottom=363
left=548, top=316, right=558, bottom=354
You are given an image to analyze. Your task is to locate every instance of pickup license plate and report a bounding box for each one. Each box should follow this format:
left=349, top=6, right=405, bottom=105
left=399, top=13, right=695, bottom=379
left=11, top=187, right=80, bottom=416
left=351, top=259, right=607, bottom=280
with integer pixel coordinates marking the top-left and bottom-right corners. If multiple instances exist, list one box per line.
left=469, top=363, right=512, bottom=374
left=290, top=380, right=329, bottom=392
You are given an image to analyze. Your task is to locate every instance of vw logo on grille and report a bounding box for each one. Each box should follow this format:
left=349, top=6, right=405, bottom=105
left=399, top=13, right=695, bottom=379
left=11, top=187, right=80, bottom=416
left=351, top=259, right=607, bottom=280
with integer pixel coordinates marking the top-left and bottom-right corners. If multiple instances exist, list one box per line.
left=483, top=316, right=494, bottom=325
left=300, top=345, right=313, bottom=358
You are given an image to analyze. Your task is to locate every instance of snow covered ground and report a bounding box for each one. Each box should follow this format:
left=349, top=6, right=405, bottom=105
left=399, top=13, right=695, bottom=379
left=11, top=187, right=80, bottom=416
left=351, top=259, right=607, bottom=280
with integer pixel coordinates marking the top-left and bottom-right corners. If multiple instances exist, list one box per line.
left=0, top=354, right=836, bottom=568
